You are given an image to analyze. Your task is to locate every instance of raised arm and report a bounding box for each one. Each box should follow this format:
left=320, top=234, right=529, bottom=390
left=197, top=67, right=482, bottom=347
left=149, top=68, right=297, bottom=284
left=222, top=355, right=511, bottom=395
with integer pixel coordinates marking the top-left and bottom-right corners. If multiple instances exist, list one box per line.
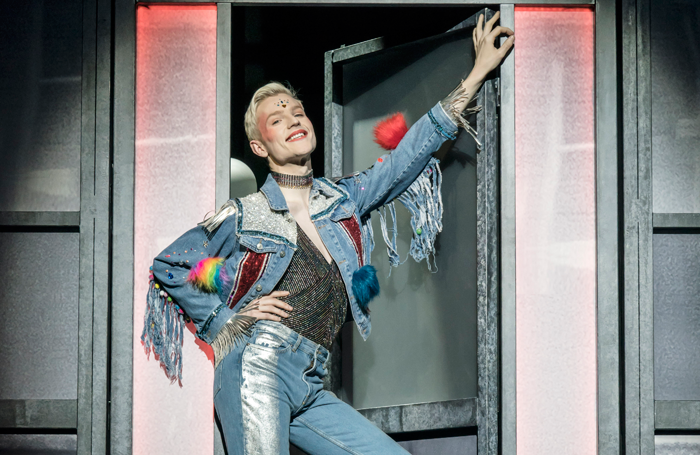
left=338, top=12, right=513, bottom=217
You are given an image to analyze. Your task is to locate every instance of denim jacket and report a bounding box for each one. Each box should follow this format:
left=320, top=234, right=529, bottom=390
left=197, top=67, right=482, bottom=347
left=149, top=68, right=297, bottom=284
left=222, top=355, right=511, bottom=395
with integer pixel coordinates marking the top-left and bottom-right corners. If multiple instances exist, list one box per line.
left=144, top=101, right=460, bottom=382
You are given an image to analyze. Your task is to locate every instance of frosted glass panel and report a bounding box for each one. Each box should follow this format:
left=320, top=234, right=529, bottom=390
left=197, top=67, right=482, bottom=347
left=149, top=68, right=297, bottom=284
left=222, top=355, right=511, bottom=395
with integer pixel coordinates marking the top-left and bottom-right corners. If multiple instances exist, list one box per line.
left=651, top=0, right=700, bottom=213
left=514, top=7, right=597, bottom=455
left=654, top=234, right=700, bottom=400
left=0, top=0, right=82, bottom=211
left=656, top=436, right=700, bottom=455
left=0, top=233, right=79, bottom=400
left=134, top=5, right=217, bottom=454
left=0, top=435, right=77, bottom=455
left=343, top=28, right=478, bottom=409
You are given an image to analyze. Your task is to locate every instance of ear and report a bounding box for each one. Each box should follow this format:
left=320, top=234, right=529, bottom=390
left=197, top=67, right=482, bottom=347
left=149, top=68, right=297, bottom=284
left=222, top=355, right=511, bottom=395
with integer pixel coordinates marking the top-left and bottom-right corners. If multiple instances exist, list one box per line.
left=249, top=140, right=268, bottom=159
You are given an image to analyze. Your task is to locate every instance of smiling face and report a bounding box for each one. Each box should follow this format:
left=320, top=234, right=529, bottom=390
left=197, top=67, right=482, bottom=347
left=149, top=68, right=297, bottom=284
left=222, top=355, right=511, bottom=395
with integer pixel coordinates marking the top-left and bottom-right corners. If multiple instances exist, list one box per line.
left=249, top=95, right=317, bottom=171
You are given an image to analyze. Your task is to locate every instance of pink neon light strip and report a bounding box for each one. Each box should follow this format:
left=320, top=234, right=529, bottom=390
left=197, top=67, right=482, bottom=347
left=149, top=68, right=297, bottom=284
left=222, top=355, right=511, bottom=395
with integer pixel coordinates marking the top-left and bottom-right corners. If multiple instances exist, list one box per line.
left=134, top=5, right=217, bottom=453
left=515, top=6, right=597, bottom=455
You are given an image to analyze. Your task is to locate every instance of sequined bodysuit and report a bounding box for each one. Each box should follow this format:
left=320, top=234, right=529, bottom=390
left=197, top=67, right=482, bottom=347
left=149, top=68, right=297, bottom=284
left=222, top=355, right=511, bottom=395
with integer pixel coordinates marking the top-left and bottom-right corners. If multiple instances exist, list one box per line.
left=276, top=224, right=349, bottom=350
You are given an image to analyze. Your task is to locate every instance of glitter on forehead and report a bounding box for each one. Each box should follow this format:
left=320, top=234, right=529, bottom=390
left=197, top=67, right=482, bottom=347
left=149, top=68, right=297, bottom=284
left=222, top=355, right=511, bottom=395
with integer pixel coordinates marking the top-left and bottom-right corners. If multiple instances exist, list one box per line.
left=275, top=98, right=289, bottom=108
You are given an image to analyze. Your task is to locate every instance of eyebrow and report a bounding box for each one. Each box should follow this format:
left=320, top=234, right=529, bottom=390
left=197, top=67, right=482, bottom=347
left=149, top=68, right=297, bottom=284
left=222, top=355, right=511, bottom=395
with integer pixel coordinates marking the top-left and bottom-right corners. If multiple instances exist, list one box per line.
left=265, top=104, right=304, bottom=122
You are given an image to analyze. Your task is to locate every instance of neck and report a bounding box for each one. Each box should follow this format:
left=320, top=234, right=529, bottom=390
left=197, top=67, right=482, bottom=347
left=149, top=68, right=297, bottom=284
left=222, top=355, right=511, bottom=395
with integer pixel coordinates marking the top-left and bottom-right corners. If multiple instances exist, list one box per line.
left=271, top=168, right=313, bottom=211
left=268, top=159, right=312, bottom=176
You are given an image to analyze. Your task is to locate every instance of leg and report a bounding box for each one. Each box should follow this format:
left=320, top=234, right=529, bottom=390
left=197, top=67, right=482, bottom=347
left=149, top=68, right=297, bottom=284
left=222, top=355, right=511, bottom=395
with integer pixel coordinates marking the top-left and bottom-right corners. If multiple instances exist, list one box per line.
left=215, top=340, right=292, bottom=455
left=289, top=390, right=409, bottom=455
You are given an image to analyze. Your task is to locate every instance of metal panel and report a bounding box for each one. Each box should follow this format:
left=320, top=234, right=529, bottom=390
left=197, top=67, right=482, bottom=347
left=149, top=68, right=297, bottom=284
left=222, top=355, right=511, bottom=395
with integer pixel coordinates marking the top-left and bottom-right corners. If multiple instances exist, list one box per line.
left=653, top=234, right=700, bottom=401
left=358, top=398, right=477, bottom=434
left=398, top=435, right=477, bottom=455
left=0, top=434, right=77, bottom=455
left=0, top=400, right=77, bottom=429
left=341, top=24, right=478, bottom=410
left=0, top=0, right=82, bottom=212
left=656, top=435, right=700, bottom=455
left=147, top=0, right=594, bottom=4
left=77, top=3, right=97, bottom=454
left=650, top=0, right=700, bottom=214
left=621, top=0, right=642, bottom=453
left=331, top=37, right=384, bottom=64
left=83, top=0, right=111, bottom=452
left=215, top=7, right=232, bottom=455
left=324, top=50, right=345, bottom=180
left=110, top=0, right=136, bottom=454
left=653, top=214, right=700, bottom=229
left=0, top=212, right=80, bottom=227
left=216, top=4, right=232, bottom=209
left=498, top=5, right=516, bottom=455
left=637, top=0, right=655, bottom=453
left=0, top=232, right=79, bottom=400
left=655, top=401, right=700, bottom=430
left=475, top=10, right=500, bottom=455
left=595, top=0, right=621, bottom=454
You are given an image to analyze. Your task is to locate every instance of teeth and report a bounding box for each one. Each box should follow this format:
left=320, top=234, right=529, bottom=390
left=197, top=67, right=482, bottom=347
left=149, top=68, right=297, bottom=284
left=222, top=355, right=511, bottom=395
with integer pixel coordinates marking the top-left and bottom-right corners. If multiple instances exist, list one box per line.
left=288, top=132, right=305, bottom=141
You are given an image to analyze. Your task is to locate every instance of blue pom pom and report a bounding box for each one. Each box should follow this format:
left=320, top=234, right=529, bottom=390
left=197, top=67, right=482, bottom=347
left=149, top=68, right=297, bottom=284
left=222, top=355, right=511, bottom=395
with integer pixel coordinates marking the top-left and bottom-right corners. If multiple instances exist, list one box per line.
left=352, top=265, right=380, bottom=314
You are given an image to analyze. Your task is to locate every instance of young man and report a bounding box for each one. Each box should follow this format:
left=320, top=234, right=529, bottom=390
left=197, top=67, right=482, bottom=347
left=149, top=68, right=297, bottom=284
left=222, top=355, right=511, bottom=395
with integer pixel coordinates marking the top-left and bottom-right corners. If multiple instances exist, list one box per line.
left=144, top=13, right=513, bottom=454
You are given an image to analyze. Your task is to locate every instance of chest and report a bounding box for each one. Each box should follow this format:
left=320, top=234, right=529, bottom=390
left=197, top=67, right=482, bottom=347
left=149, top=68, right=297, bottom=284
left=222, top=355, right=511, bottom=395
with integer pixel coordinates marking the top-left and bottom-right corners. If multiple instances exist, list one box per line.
left=288, top=205, right=333, bottom=264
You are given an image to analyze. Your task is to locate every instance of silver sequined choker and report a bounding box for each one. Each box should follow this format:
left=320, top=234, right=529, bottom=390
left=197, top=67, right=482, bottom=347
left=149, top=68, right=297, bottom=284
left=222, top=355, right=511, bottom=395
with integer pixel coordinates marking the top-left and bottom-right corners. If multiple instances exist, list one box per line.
left=271, top=170, right=313, bottom=189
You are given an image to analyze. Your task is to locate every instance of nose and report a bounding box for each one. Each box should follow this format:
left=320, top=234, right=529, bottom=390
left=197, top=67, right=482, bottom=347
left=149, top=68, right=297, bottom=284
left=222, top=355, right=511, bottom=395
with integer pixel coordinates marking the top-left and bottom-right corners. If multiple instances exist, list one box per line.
left=288, top=114, right=301, bottom=127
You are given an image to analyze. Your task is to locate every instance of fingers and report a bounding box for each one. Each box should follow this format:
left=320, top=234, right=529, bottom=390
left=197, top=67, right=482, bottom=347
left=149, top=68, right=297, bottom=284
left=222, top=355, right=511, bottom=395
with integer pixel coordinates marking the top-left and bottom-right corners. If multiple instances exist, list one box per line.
left=259, top=298, right=293, bottom=314
left=483, top=11, right=500, bottom=36
left=487, top=26, right=514, bottom=45
left=475, top=13, right=484, bottom=42
left=499, top=35, right=515, bottom=56
left=266, top=290, right=290, bottom=298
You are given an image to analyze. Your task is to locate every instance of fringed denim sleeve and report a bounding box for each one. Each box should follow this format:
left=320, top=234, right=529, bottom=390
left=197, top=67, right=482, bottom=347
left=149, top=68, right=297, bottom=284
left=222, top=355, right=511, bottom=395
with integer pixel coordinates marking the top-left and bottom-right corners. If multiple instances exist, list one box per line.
left=337, top=93, right=479, bottom=273
left=378, top=157, right=444, bottom=272
left=141, top=280, right=186, bottom=383
left=440, top=81, right=483, bottom=148
left=143, top=203, right=241, bottom=384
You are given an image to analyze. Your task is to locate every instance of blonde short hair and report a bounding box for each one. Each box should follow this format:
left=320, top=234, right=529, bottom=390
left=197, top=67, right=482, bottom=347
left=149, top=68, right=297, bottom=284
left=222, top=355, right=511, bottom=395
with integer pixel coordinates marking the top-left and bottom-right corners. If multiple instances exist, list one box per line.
left=244, top=82, right=299, bottom=142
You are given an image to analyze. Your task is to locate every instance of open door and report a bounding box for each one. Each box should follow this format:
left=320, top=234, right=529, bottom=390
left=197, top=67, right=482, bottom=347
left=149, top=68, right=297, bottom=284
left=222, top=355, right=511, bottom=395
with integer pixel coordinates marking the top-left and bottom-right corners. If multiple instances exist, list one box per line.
left=324, top=8, right=500, bottom=455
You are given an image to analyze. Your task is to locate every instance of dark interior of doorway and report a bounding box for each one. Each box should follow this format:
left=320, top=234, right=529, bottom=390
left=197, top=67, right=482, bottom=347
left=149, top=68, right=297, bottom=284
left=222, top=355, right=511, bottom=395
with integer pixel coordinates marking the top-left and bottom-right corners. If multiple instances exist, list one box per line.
left=230, top=5, right=484, bottom=187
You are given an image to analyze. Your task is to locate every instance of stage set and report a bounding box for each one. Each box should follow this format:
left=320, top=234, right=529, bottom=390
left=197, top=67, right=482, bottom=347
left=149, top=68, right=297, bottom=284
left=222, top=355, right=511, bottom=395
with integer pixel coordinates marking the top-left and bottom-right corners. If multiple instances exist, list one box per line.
left=0, top=1, right=698, bottom=454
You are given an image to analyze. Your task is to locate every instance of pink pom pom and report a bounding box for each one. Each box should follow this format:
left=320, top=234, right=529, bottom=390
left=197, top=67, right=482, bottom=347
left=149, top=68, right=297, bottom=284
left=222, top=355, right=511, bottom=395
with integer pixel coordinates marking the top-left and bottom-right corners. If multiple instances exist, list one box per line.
left=373, top=113, right=408, bottom=151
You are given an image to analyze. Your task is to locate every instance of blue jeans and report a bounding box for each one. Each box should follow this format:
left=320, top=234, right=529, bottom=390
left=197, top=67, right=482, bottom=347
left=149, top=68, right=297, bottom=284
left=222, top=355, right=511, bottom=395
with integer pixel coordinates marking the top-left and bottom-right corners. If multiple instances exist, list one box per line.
left=214, top=320, right=409, bottom=455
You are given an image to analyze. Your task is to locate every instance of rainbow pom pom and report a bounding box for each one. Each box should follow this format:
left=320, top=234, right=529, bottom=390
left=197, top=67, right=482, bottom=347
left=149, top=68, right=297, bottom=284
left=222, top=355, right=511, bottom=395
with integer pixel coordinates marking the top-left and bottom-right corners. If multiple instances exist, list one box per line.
left=187, top=257, right=230, bottom=293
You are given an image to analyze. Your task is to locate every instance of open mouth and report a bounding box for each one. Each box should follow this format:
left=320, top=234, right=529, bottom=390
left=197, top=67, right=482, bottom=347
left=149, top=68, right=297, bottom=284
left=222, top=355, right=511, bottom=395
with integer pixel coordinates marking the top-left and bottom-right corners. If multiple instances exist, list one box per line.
left=286, top=130, right=308, bottom=142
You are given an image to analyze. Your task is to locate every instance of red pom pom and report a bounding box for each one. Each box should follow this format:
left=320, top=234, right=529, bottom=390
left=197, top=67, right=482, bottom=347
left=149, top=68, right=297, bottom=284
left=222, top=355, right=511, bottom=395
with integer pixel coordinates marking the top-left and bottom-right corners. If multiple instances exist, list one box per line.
left=373, top=113, right=408, bottom=151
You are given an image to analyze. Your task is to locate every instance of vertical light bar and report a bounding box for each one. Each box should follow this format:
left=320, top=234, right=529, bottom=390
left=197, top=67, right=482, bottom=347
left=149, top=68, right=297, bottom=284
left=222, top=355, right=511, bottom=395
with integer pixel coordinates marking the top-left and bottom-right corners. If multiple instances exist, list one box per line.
left=514, top=6, right=596, bottom=455
left=134, top=5, right=217, bottom=454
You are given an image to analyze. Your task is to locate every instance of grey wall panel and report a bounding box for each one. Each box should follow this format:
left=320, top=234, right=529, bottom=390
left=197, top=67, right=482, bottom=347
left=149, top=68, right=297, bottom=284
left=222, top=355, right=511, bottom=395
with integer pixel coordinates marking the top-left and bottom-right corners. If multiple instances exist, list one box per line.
left=0, top=399, right=77, bottom=428
left=110, top=0, right=136, bottom=453
left=0, top=434, right=77, bottom=455
left=498, top=6, right=516, bottom=455
left=654, top=233, right=700, bottom=400
left=359, top=398, right=477, bottom=433
left=656, top=401, right=700, bottom=430
left=0, top=0, right=82, bottom=212
left=595, top=0, right=621, bottom=454
left=0, top=232, right=79, bottom=400
left=656, top=436, right=700, bottom=455
left=651, top=0, right=700, bottom=213
left=398, top=435, right=476, bottom=455
left=342, top=29, right=478, bottom=409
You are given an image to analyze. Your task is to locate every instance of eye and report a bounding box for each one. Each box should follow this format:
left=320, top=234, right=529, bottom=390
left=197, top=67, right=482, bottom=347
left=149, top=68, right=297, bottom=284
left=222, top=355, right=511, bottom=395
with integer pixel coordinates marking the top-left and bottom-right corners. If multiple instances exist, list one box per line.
left=272, top=119, right=280, bottom=125
left=294, top=113, right=304, bottom=118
